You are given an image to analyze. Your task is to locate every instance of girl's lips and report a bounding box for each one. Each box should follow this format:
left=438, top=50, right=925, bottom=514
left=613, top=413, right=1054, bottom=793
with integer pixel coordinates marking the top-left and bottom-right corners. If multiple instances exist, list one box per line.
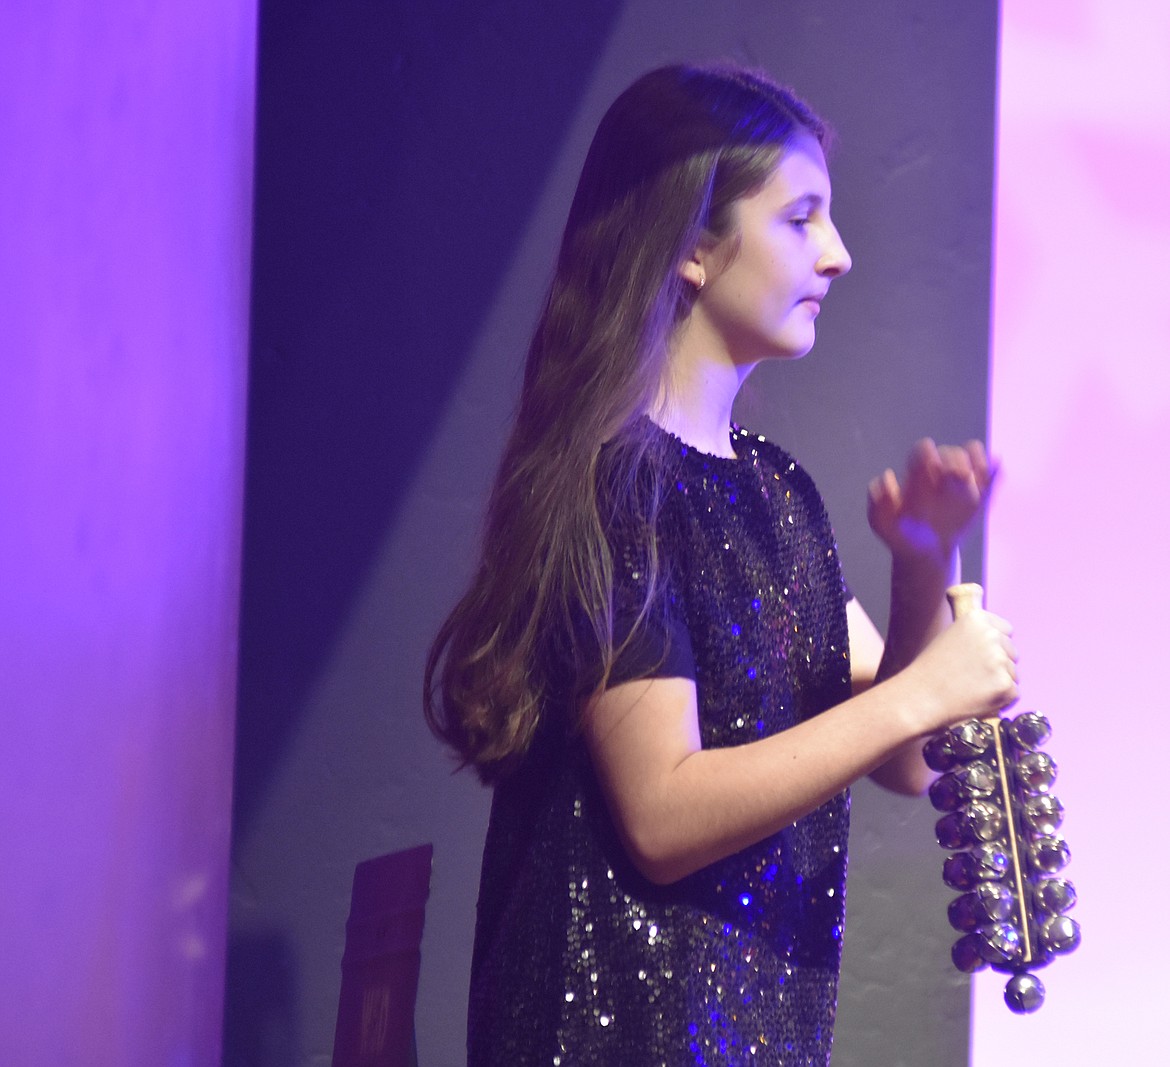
left=799, top=289, right=829, bottom=313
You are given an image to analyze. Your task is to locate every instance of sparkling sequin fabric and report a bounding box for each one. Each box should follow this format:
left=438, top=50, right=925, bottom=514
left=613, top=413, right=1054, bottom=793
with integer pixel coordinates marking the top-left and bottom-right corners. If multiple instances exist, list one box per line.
left=469, top=426, right=852, bottom=1066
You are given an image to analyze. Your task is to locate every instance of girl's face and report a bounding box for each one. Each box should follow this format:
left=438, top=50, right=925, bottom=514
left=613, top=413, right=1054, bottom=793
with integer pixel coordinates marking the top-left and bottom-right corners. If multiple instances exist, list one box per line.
left=699, top=131, right=851, bottom=365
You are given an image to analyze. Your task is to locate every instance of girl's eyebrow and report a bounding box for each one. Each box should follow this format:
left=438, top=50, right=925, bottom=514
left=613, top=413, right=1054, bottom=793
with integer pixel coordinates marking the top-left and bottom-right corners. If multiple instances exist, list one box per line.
left=781, top=192, right=826, bottom=212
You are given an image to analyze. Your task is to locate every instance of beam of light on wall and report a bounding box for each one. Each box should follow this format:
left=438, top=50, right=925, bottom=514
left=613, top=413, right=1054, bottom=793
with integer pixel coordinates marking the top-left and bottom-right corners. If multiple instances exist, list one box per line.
left=0, top=3, right=255, bottom=1063
left=980, top=1, right=1170, bottom=1062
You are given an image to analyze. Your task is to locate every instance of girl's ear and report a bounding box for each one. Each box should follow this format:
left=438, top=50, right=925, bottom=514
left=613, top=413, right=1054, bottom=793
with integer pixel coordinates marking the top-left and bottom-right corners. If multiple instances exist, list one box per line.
left=678, top=254, right=706, bottom=291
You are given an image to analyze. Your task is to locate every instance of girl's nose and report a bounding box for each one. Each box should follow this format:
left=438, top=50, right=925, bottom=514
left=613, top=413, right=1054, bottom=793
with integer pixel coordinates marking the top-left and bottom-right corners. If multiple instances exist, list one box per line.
left=818, top=224, right=852, bottom=278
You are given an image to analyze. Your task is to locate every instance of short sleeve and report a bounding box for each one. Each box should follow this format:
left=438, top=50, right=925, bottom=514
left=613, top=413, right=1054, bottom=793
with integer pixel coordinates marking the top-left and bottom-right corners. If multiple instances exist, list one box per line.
left=606, top=594, right=696, bottom=688
left=591, top=440, right=695, bottom=689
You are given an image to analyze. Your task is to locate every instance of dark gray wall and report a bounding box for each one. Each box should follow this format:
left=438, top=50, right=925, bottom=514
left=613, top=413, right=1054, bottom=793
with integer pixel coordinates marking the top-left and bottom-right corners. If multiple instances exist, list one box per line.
left=227, top=2, right=998, bottom=1065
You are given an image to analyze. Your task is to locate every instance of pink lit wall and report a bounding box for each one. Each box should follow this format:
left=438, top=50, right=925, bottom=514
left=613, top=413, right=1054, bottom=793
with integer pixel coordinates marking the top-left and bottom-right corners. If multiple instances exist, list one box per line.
left=0, top=4, right=256, bottom=1064
left=981, top=1, right=1170, bottom=1061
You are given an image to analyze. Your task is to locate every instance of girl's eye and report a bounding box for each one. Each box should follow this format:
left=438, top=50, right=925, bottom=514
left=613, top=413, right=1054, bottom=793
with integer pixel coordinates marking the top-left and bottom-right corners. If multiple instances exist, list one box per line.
left=790, top=216, right=810, bottom=229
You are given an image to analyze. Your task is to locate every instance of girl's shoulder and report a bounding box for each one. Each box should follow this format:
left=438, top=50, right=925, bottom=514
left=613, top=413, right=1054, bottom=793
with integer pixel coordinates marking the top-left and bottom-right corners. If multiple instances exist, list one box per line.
left=727, top=425, right=831, bottom=513
left=729, top=424, right=800, bottom=476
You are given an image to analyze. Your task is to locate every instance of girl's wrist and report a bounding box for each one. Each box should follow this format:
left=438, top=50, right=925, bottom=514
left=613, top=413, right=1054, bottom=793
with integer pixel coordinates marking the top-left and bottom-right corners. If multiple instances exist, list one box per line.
left=888, top=541, right=960, bottom=584
left=875, top=666, right=942, bottom=742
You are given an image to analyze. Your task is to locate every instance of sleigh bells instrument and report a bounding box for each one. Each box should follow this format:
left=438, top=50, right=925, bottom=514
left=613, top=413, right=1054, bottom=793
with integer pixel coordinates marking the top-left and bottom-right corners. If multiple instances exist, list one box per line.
left=923, top=583, right=1080, bottom=1014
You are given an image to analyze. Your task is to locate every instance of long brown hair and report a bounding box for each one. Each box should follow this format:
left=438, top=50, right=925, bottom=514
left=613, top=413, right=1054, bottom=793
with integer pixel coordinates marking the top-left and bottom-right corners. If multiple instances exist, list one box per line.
left=424, top=64, right=826, bottom=781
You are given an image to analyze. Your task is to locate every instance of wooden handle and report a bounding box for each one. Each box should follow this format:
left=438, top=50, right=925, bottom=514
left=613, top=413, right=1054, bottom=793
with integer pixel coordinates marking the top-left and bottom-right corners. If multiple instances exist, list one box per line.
left=946, top=582, right=984, bottom=620
left=946, top=583, right=999, bottom=726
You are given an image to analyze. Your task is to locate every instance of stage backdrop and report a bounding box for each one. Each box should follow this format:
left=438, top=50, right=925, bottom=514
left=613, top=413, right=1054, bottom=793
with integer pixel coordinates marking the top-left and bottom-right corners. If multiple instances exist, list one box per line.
left=978, top=0, right=1170, bottom=1062
left=0, top=2, right=256, bottom=1064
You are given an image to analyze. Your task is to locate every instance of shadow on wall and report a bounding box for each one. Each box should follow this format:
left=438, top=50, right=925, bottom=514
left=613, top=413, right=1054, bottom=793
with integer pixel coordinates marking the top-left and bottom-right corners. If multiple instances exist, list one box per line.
left=222, top=931, right=299, bottom=1067
left=232, top=0, right=623, bottom=835
left=227, top=1, right=622, bottom=1062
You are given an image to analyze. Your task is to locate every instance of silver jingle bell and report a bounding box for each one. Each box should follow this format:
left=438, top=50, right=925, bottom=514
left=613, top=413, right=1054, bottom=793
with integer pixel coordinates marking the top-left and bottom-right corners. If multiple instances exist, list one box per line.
left=947, top=882, right=1017, bottom=932
left=979, top=922, right=1024, bottom=968
left=942, top=842, right=1012, bottom=890
left=929, top=761, right=997, bottom=812
left=966, top=800, right=1006, bottom=842
left=951, top=932, right=989, bottom=973
left=1006, top=711, right=1052, bottom=751
left=1004, top=972, right=1046, bottom=1014
left=1015, top=751, right=1058, bottom=795
left=1029, top=835, right=1071, bottom=874
left=949, top=719, right=997, bottom=761
left=1033, top=877, right=1077, bottom=915
left=924, top=733, right=958, bottom=773
left=1022, top=794, right=1065, bottom=835
left=936, top=800, right=1005, bottom=850
left=1039, top=914, right=1082, bottom=955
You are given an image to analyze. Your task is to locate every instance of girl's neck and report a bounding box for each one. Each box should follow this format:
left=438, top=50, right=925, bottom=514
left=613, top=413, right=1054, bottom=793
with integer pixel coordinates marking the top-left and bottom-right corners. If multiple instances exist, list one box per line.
left=652, top=336, right=755, bottom=459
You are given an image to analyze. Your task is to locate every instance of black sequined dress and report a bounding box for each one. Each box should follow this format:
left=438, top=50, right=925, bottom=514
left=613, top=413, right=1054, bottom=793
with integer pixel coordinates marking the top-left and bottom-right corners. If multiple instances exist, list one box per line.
left=469, top=425, right=853, bottom=1066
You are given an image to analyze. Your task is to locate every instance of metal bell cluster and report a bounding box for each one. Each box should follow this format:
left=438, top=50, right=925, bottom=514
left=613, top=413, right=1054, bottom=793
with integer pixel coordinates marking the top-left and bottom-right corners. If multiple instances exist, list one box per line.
left=925, top=710, right=1080, bottom=1014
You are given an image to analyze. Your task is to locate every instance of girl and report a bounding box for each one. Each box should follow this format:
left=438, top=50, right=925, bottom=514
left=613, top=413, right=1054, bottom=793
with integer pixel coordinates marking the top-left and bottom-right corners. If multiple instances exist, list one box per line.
left=425, top=63, right=1017, bottom=1066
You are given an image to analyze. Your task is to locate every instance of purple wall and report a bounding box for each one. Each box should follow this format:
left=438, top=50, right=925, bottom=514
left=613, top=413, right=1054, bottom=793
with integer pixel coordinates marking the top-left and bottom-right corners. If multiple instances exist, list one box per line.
left=0, top=3, right=256, bottom=1063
